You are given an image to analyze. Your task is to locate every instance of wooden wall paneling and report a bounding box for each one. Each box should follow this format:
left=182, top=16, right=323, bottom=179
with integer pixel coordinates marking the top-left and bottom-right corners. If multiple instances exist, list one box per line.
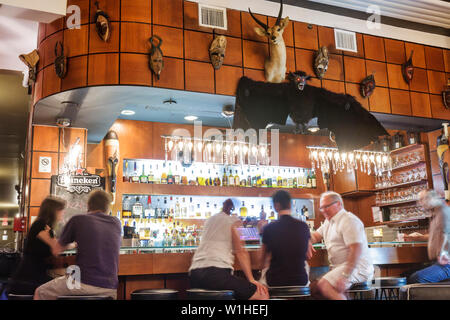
left=61, top=55, right=88, bottom=91
left=322, top=79, right=345, bottom=94
left=42, top=66, right=61, bottom=98
left=153, top=0, right=183, bottom=28
left=120, top=22, right=151, bottom=53
left=293, top=22, right=318, bottom=51
left=295, top=49, right=315, bottom=77
left=124, top=275, right=164, bottom=300
left=323, top=54, right=344, bottom=81
left=45, top=18, right=64, bottom=37
left=345, top=33, right=365, bottom=59
left=38, top=23, right=46, bottom=45
left=241, top=12, right=268, bottom=43
left=31, top=152, right=59, bottom=179
left=66, top=0, right=89, bottom=26
left=344, top=56, right=366, bottom=83
left=356, top=170, right=375, bottom=191
left=357, top=194, right=376, bottom=227
left=30, top=179, right=52, bottom=207
left=109, top=119, right=153, bottom=160
left=86, top=142, right=105, bottom=170
left=119, top=254, right=154, bottom=275
left=389, top=89, right=412, bottom=116
left=243, top=68, right=265, bottom=81
left=87, top=53, right=119, bottom=85
left=37, top=46, right=45, bottom=73
left=444, top=50, right=450, bottom=73
left=430, top=94, right=450, bottom=120
left=214, top=8, right=242, bottom=38
left=215, top=65, right=243, bottom=95
left=427, top=128, right=441, bottom=151
left=121, top=0, right=151, bottom=23
left=29, top=207, right=40, bottom=219
left=384, top=39, right=405, bottom=64
left=184, top=60, right=214, bottom=93
left=308, top=77, right=322, bottom=87
left=365, top=60, right=388, bottom=87
left=64, top=25, right=89, bottom=57
left=345, top=82, right=369, bottom=110
left=33, top=70, right=43, bottom=105
left=427, top=70, right=446, bottom=94
left=429, top=152, right=440, bottom=175
left=153, top=253, right=194, bottom=274
left=404, top=42, right=426, bottom=69
left=286, top=47, right=295, bottom=73
left=276, top=134, right=325, bottom=167
left=333, top=170, right=357, bottom=194
left=119, top=53, right=152, bottom=86
left=317, top=26, right=341, bottom=55
left=268, top=16, right=294, bottom=48
left=33, top=125, right=59, bottom=152
left=386, top=63, right=409, bottom=90
left=363, top=35, right=386, bottom=62
left=152, top=25, right=184, bottom=59
left=90, top=0, right=120, bottom=22
left=43, top=31, right=63, bottom=68
left=425, top=47, right=445, bottom=71
left=222, top=36, right=242, bottom=67
left=89, top=22, right=120, bottom=53
left=242, top=40, right=268, bottom=70
left=184, top=30, right=213, bottom=62
left=410, top=92, right=431, bottom=118
left=152, top=57, right=184, bottom=90
left=409, top=68, right=429, bottom=93
left=165, top=274, right=190, bottom=298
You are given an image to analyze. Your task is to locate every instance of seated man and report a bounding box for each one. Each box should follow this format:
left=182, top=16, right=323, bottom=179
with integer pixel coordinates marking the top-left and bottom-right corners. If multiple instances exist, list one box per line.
left=34, top=190, right=122, bottom=300
left=310, top=191, right=374, bottom=300
left=405, top=190, right=450, bottom=283
left=260, top=190, right=310, bottom=287
left=189, top=199, right=268, bottom=300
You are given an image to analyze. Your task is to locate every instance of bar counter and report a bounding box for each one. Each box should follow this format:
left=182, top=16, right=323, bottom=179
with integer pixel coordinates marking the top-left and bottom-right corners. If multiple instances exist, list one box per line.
left=52, top=242, right=428, bottom=299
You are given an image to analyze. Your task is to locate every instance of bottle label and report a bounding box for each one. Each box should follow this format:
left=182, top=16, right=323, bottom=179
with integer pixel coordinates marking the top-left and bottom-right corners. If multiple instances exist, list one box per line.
left=132, top=205, right=143, bottom=216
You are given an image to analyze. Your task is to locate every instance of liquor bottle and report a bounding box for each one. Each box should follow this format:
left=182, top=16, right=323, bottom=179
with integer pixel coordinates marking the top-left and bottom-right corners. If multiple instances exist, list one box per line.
left=154, top=164, right=161, bottom=184
left=306, top=170, right=312, bottom=188
left=155, top=198, right=162, bottom=219
left=167, top=164, right=174, bottom=184
left=163, top=197, right=169, bottom=219
left=302, top=205, right=310, bottom=219
left=131, top=162, right=140, bottom=183
left=222, top=168, right=228, bottom=186
left=147, top=164, right=154, bottom=184
left=260, top=205, right=266, bottom=219
left=205, top=202, right=212, bottom=218
left=181, top=197, right=187, bottom=218
left=252, top=169, right=257, bottom=187
left=214, top=171, right=221, bottom=186
left=122, top=195, right=132, bottom=218
left=161, top=163, right=168, bottom=184
left=302, top=169, right=308, bottom=187
left=247, top=168, right=252, bottom=187
left=181, top=168, right=188, bottom=185
left=144, top=196, right=153, bottom=218
left=196, top=203, right=202, bottom=219
left=282, top=169, right=288, bottom=188
left=297, top=168, right=303, bottom=188
left=266, top=173, right=272, bottom=188
left=239, top=201, right=248, bottom=218
left=123, top=160, right=129, bottom=182
left=256, top=169, right=262, bottom=187
left=132, top=196, right=143, bottom=218
left=174, top=165, right=180, bottom=185
left=206, top=169, right=213, bottom=186
left=140, top=164, right=148, bottom=183
left=234, top=170, right=240, bottom=186
left=174, top=197, right=181, bottom=219
left=287, top=169, right=293, bottom=188
left=293, top=170, right=297, bottom=188
left=240, top=170, right=247, bottom=187
left=189, top=197, right=195, bottom=218
left=311, top=169, right=317, bottom=188
left=277, top=169, right=283, bottom=187
left=250, top=204, right=255, bottom=217
left=228, top=169, right=234, bottom=186
left=269, top=205, right=276, bottom=220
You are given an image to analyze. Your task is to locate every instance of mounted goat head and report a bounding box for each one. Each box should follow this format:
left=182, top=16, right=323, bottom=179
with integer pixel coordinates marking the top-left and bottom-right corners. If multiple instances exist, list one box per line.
left=249, top=0, right=289, bottom=83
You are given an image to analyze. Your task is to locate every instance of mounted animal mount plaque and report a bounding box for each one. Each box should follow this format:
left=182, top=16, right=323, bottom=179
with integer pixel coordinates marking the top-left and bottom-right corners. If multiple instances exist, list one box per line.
left=360, top=73, right=376, bottom=98
left=314, top=46, right=329, bottom=79
left=148, top=35, right=164, bottom=80
left=209, top=35, right=227, bottom=70
left=54, top=41, right=67, bottom=79
left=19, top=49, right=40, bottom=94
left=104, top=130, right=119, bottom=205
left=402, top=50, right=414, bottom=84
left=249, top=0, right=289, bottom=83
left=94, top=1, right=111, bottom=42
left=443, top=79, right=450, bottom=110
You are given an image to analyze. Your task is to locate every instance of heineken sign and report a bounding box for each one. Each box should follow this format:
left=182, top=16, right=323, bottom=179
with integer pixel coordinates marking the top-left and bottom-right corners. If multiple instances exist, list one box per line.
left=56, top=169, right=102, bottom=194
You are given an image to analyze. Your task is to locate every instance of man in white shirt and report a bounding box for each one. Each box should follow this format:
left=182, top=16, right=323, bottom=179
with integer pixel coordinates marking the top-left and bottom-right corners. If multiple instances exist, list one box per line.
left=310, top=191, right=374, bottom=300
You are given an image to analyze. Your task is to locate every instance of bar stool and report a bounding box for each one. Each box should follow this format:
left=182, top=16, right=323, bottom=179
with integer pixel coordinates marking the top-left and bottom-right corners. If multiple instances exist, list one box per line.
left=268, top=286, right=310, bottom=300
left=346, top=281, right=373, bottom=300
left=131, top=289, right=179, bottom=300
left=186, top=288, right=234, bottom=300
left=57, top=295, right=113, bottom=300
left=8, top=293, right=34, bottom=300
left=373, top=277, right=407, bottom=300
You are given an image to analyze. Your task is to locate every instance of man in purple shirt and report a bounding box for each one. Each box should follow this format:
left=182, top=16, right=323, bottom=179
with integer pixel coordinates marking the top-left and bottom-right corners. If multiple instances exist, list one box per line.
left=34, top=190, right=122, bottom=300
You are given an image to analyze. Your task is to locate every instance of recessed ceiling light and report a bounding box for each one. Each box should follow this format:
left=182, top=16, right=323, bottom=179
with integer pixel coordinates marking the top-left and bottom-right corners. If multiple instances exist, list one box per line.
left=184, top=115, right=198, bottom=121
left=308, top=126, right=320, bottom=133
left=121, top=110, right=135, bottom=115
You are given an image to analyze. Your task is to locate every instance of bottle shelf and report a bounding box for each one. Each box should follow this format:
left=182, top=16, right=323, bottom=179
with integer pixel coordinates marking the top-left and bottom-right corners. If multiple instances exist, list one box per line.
left=374, top=179, right=428, bottom=192
left=376, top=199, right=419, bottom=207
left=374, top=216, right=430, bottom=226
left=389, top=143, right=424, bottom=154
left=383, top=160, right=426, bottom=173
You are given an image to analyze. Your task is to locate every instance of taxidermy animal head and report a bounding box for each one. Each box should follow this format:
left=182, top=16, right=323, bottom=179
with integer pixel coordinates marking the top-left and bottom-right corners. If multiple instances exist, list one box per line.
left=209, top=35, right=227, bottom=70
left=249, top=0, right=289, bottom=83
left=314, top=46, right=329, bottom=79
left=360, top=74, right=376, bottom=98
left=149, top=35, right=164, bottom=80
left=94, top=1, right=110, bottom=42
left=402, top=50, right=414, bottom=84
left=287, top=71, right=312, bottom=91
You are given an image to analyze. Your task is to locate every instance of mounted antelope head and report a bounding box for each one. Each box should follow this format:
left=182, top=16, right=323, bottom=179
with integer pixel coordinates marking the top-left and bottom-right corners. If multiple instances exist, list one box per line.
left=249, top=0, right=289, bottom=83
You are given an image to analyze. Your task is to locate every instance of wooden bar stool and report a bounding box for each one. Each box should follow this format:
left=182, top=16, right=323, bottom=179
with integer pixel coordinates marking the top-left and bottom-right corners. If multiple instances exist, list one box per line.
left=131, top=289, right=179, bottom=300
left=186, top=288, right=234, bottom=300
left=346, top=281, right=373, bottom=300
left=268, top=286, right=311, bottom=300
left=373, top=277, right=407, bottom=300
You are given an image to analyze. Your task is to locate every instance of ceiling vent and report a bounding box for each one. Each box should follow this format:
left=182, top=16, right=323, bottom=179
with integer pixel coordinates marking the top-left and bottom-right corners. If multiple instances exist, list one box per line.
left=334, top=29, right=357, bottom=52
left=198, top=4, right=227, bottom=30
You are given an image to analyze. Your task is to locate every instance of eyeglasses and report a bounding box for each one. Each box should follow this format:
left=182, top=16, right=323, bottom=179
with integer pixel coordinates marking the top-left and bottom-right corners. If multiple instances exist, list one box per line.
left=319, top=201, right=338, bottom=211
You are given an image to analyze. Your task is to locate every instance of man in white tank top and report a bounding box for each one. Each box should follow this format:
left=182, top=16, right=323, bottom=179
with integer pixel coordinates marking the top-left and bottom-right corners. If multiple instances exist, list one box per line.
left=189, top=199, right=269, bottom=300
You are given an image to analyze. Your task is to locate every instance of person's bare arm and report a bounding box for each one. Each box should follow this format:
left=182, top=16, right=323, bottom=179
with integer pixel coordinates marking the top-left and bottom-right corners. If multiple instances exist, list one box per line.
left=342, top=243, right=363, bottom=276
left=259, top=244, right=271, bottom=269
left=310, top=231, right=322, bottom=244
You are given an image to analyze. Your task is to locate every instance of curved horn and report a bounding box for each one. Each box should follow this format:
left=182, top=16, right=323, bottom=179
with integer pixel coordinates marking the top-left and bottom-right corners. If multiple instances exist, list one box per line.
left=248, top=8, right=268, bottom=31
left=275, top=0, right=284, bottom=26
